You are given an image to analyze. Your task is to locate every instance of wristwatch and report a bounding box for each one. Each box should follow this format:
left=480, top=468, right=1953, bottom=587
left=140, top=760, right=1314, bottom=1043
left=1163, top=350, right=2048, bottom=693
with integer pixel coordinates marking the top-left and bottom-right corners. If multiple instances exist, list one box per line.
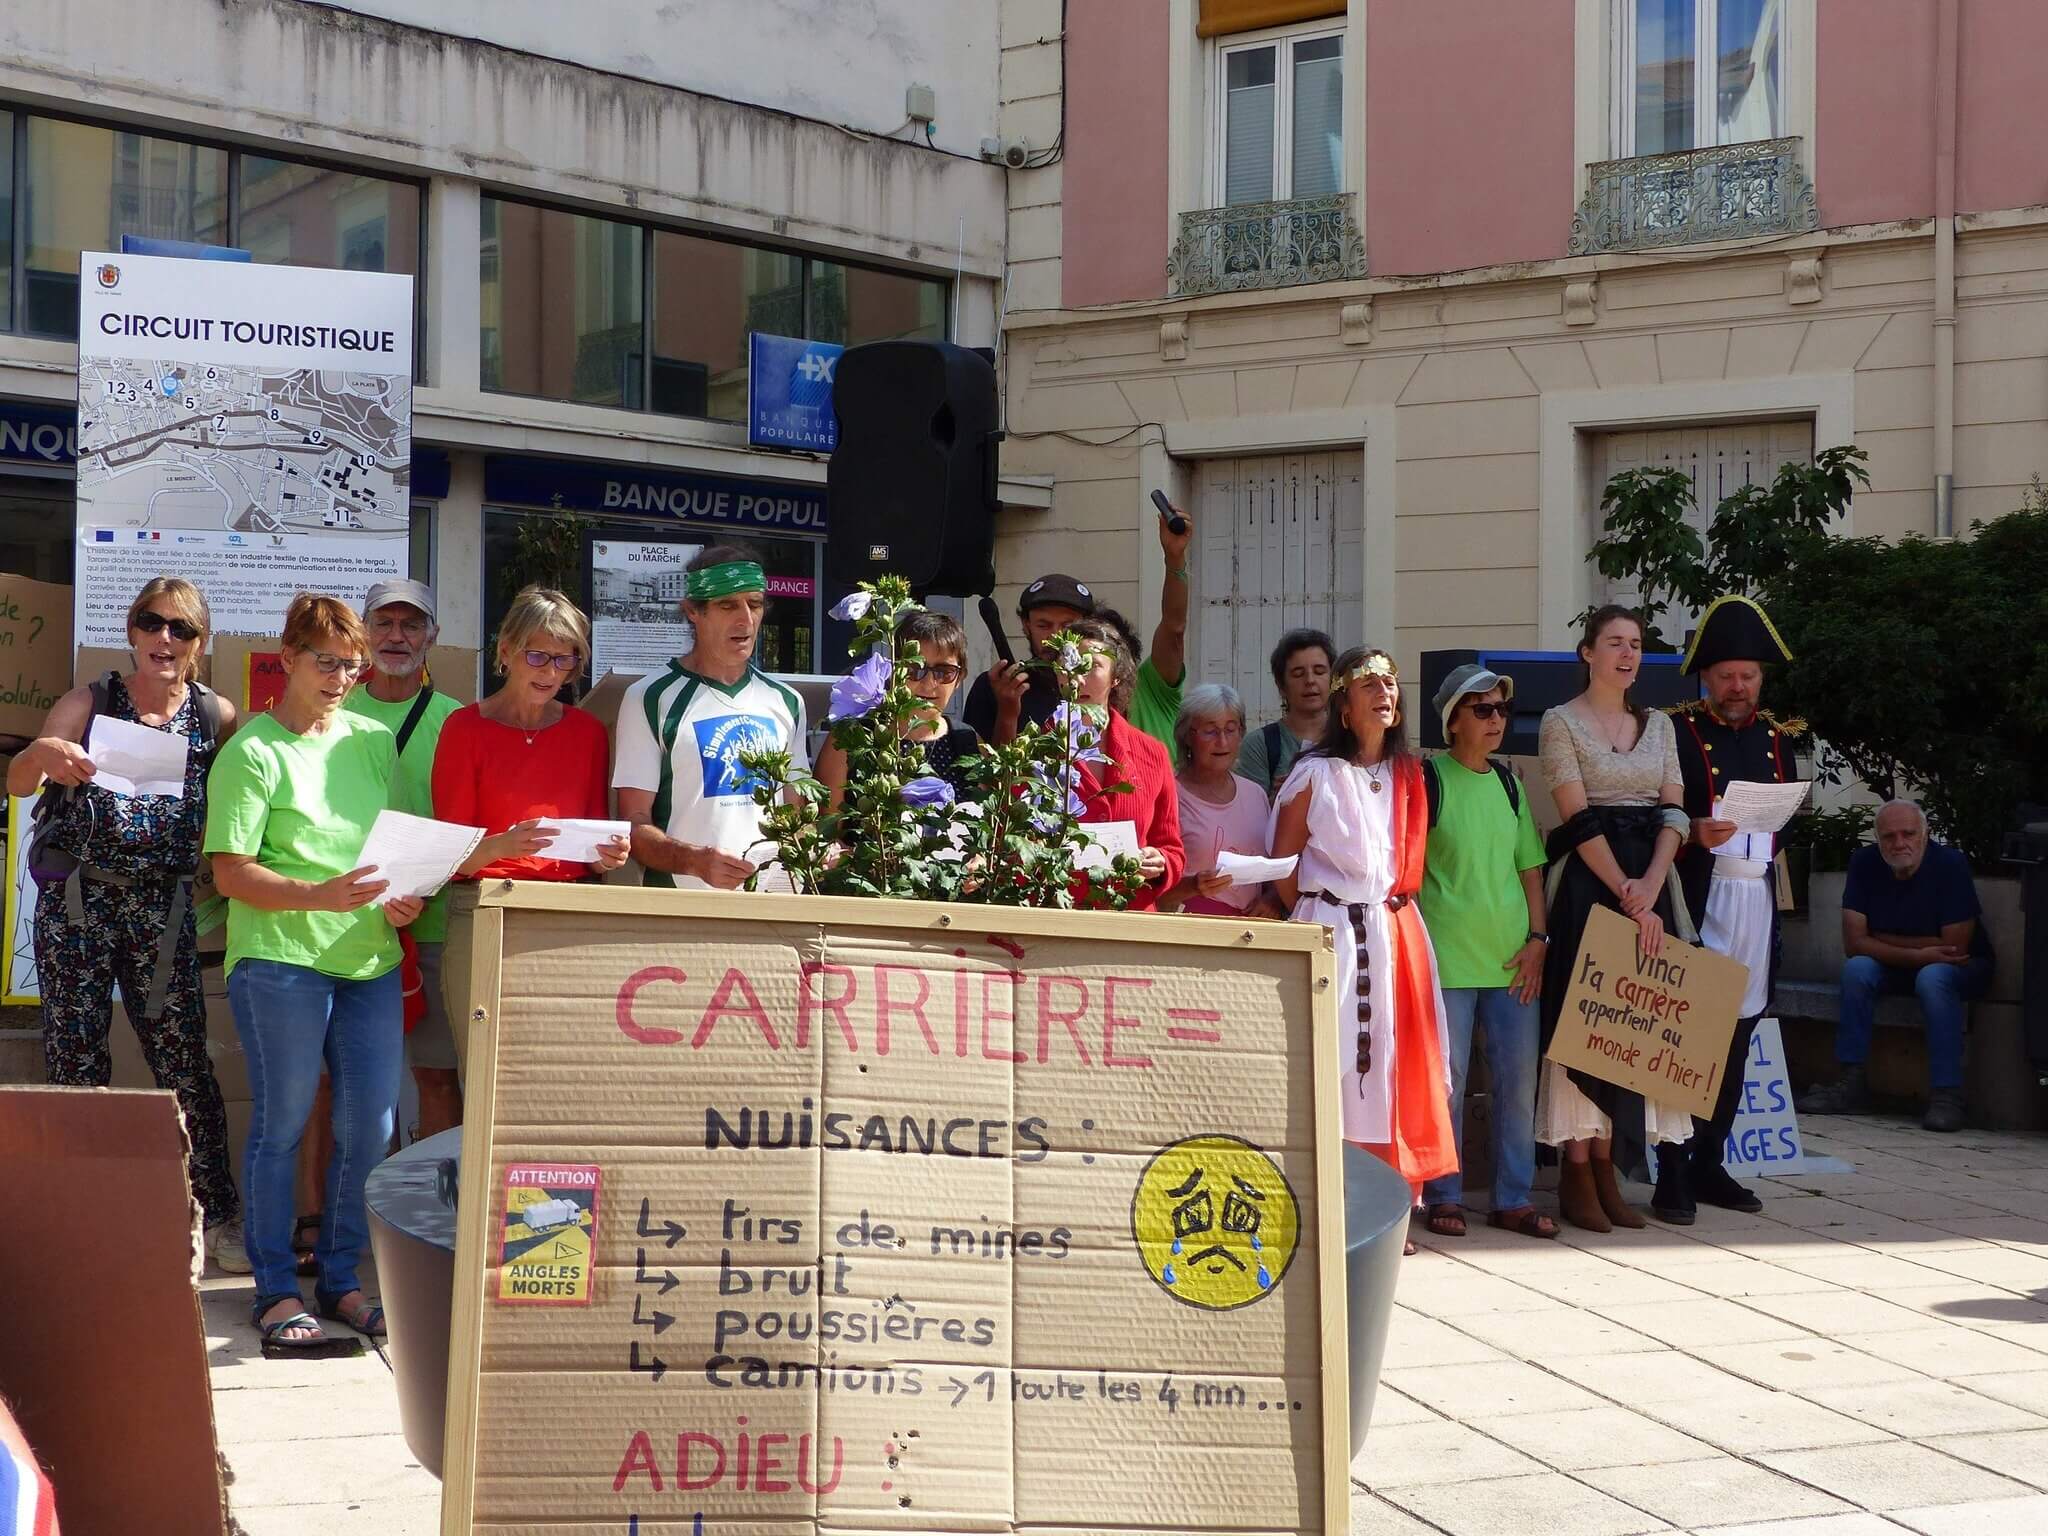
left=1527, top=930, right=1550, bottom=944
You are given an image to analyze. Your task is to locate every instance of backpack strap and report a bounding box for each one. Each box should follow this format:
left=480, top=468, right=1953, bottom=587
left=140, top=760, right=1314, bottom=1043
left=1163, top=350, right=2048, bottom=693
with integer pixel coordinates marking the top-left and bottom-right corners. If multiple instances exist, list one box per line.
left=393, top=685, right=436, bottom=759
left=1261, top=721, right=1287, bottom=789
left=1422, top=756, right=1442, bottom=829
left=1489, top=757, right=1521, bottom=817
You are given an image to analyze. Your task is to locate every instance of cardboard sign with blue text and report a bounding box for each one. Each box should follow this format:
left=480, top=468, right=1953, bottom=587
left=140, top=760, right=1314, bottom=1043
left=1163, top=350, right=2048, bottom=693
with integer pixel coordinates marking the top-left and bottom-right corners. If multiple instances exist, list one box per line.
left=1722, top=1018, right=1810, bottom=1176
left=1545, top=905, right=1747, bottom=1119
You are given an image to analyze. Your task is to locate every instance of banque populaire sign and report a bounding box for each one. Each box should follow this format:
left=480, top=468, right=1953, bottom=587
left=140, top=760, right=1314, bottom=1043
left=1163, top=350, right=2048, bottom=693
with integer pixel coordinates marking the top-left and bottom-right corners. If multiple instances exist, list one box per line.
left=440, top=883, right=1348, bottom=1536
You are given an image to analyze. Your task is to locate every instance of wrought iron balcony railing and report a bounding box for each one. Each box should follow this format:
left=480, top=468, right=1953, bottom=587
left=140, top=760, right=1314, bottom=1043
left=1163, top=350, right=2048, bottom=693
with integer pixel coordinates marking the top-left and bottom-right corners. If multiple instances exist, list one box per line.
left=1168, top=193, right=1366, bottom=297
left=1568, top=136, right=1817, bottom=255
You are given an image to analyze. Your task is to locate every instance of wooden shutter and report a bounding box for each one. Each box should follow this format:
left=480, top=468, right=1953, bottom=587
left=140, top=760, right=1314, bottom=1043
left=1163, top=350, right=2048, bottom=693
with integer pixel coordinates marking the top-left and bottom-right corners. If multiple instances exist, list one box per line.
left=1198, top=0, right=1345, bottom=39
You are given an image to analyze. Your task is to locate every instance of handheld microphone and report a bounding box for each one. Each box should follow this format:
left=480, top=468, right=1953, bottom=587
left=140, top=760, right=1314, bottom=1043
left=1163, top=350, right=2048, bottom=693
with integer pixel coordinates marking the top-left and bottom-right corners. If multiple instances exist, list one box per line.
left=977, top=595, right=1015, bottom=665
left=1150, top=488, right=1189, bottom=537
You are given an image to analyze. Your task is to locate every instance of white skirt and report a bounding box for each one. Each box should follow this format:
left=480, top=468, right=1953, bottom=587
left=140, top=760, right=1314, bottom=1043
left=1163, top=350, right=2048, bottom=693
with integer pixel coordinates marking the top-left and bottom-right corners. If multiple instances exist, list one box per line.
left=1536, top=1061, right=1696, bottom=1147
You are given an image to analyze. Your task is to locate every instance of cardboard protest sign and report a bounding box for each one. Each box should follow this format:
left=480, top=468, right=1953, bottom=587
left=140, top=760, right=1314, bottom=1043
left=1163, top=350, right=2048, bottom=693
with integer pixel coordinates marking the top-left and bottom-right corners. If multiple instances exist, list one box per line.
left=1545, top=904, right=1747, bottom=1119
left=441, top=884, right=1347, bottom=1536
left=0, top=573, right=72, bottom=738
left=1723, top=1018, right=1810, bottom=1176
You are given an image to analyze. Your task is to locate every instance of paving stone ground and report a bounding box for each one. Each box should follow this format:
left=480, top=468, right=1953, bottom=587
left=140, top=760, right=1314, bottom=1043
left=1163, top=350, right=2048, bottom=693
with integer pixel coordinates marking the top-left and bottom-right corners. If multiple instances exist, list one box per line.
left=202, top=1115, right=2048, bottom=1535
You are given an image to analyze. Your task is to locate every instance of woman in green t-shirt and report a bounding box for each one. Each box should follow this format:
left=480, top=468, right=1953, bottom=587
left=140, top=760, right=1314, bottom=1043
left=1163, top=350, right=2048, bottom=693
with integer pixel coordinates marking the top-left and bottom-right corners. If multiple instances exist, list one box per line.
left=206, top=594, right=424, bottom=1352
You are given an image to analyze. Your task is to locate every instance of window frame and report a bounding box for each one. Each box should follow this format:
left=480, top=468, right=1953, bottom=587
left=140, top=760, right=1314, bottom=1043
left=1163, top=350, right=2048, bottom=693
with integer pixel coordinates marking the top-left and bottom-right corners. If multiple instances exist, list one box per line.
left=476, top=186, right=954, bottom=421
left=1, top=102, right=429, bottom=351
left=1207, top=20, right=1346, bottom=209
left=1611, top=0, right=1788, bottom=160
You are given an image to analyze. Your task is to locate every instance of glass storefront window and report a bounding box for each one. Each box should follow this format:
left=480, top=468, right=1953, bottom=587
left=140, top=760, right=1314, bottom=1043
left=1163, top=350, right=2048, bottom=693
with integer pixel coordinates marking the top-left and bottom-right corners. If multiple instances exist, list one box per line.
left=238, top=156, right=421, bottom=275
left=23, top=118, right=229, bottom=337
left=0, top=477, right=78, bottom=585
left=483, top=507, right=819, bottom=687
left=0, top=111, right=13, bottom=333
left=806, top=259, right=948, bottom=348
left=480, top=198, right=644, bottom=409
left=650, top=231, right=801, bottom=422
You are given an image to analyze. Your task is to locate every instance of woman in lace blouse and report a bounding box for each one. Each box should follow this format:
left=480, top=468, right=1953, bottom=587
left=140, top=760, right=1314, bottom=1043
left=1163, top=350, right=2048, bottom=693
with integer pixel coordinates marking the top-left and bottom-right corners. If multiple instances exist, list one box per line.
left=1536, top=605, right=1699, bottom=1234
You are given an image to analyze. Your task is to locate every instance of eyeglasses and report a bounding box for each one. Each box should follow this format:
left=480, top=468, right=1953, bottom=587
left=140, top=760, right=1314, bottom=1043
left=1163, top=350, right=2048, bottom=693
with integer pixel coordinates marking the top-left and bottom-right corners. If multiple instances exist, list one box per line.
left=304, top=651, right=367, bottom=677
left=1193, top=723, right=1244, bottom=742
left=373, top=615, right=430, bottom=639
left=902, top=661, right=964, bottom=684
left=521, top=650, right=583, bottom=673
left=1462, top=701, right=1509, bottom=721
left=134, top=611, right=202, bottom=643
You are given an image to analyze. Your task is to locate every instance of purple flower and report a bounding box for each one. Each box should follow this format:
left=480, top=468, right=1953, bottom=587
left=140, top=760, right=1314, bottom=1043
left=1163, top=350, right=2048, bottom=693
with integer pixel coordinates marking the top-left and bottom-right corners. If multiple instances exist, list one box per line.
left=828, top=651, right=891, bottom=721
left=829, top=591, right=873, bottom=622
left=1048, top=703, right=1110, bottom=765
left=901, top=775, right=956, bottom=809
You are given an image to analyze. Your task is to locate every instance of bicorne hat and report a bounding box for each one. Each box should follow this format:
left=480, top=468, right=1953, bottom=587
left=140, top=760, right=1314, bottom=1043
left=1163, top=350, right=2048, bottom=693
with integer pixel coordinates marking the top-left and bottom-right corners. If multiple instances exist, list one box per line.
left=1681, top=594, right=1793, bottom=674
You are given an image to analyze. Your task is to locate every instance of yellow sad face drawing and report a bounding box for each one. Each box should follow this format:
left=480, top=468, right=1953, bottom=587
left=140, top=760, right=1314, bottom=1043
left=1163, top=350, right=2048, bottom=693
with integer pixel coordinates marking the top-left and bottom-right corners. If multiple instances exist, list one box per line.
left=1130, top=1135, right=1300, bottom=1311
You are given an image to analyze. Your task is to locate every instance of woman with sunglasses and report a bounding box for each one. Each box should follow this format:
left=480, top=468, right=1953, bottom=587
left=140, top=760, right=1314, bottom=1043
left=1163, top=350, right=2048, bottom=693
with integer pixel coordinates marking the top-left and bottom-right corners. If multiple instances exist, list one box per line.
left=816, top=610, right=983, bottom=809
left=432, top=587, right=629, bottom=883
left=1267, top=648, right=1458, bottom=1254
left=205, top=592, right=425, bottom=1351
left=7, top=577, right=245, bottom=1270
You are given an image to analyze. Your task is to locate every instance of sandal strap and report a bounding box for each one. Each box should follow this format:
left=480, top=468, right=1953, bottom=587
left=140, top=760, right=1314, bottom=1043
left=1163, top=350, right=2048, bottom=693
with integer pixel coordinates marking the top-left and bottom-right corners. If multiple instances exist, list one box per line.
left=260, top=1309, right=321, bottom=1338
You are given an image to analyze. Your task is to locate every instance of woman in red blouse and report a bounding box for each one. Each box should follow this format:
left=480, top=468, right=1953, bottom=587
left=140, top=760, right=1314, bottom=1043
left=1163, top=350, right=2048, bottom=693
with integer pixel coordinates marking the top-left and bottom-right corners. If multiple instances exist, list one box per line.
left=433, top=587, right=629, bottom=881
left=1067, top=617, right=1184, bottom=911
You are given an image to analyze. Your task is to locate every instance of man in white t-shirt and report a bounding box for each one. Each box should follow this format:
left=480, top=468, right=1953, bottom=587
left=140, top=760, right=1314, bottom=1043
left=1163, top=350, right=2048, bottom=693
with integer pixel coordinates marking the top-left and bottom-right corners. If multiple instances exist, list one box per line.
left=613, top=545, right=809, bottom=889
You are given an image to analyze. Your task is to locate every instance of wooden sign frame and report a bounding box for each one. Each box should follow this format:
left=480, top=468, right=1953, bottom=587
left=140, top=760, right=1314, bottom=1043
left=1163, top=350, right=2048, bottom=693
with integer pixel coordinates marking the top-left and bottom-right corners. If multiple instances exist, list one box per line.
left=438, top=881, right=1347, bottom=1536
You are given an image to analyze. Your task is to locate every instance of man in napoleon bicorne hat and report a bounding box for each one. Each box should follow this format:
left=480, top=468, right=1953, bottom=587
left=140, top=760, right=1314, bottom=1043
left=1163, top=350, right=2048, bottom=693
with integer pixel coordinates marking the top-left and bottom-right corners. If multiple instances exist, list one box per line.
left=1654, top=595, right=1805, bottom=1225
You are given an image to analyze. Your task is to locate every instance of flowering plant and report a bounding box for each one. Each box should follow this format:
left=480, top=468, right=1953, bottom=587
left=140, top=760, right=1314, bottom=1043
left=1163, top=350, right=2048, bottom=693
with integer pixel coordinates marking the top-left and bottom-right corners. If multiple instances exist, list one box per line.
left=737, top=575, right=1144, bottom=907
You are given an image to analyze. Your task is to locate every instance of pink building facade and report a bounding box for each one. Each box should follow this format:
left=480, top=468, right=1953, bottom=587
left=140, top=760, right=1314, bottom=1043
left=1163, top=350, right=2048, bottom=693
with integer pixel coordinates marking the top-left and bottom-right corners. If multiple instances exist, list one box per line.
left=996, top=0, right=2048, bottom=707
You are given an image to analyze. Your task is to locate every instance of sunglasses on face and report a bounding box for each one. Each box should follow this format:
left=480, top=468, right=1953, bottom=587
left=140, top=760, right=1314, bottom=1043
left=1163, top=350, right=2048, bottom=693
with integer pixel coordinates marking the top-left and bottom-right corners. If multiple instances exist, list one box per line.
left=305, top=651, right=367, bottom=677
left=521, top=650, right=583, bottom=673
left=134, top=611, right=202, bottom=643
left=902, top=661, right=964, bottom=684
left=1462, top=701, right=1509, bottom=721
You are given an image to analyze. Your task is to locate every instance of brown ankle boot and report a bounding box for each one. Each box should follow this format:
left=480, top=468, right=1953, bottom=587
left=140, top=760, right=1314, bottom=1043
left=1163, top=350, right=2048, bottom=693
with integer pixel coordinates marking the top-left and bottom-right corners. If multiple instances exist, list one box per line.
left=1591, top=1156, right=1647, bottom=1229
left=1559, top=1160, right=1611, bottom=1233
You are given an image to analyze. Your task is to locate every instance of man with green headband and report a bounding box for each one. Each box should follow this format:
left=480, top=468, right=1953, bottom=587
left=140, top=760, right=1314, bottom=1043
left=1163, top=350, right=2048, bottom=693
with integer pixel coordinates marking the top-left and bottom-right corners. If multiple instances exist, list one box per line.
left=613, top=543, right=808, bottom=889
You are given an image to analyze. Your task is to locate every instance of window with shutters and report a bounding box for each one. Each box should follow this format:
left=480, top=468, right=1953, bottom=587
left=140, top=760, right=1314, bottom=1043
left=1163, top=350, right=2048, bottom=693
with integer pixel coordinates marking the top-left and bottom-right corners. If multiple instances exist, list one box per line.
left=1213, top=24, right=1345, bottom=207
left=1195, top=452, right=1365, bottom=712
left=1593, top=419, right=1813, bottom=617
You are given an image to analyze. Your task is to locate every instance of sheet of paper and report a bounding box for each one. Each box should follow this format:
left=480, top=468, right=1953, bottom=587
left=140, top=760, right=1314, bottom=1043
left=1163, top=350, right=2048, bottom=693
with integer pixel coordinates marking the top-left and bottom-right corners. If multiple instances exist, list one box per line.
left=538, top=818, right=632, bottom=864
left=1215, top=850, right=1298, bottom=886
left=84, top=715, right=189, bottom=798
left=1709, top=800, right=1773, bottom=865
left=354, top=810, right=485, bottom=907
left=1716, top=779, right=1811, bottom=835
left=1073, top=819, right=1140, bottom=872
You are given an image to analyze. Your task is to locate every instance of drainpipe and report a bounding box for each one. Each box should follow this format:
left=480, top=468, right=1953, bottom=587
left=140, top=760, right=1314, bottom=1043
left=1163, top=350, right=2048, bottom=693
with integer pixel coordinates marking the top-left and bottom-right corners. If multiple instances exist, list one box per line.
left=1932, top=0, right=1959, bottom=539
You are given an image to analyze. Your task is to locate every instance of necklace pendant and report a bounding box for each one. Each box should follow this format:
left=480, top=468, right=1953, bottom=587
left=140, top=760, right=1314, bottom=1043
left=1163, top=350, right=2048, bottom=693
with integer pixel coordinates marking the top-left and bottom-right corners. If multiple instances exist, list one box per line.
left=1368, top=777, right=1382, bottom=793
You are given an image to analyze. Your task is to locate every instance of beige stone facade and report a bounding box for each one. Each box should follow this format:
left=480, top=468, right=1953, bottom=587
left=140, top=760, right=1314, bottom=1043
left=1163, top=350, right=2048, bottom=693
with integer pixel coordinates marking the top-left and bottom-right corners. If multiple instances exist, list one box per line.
left=994, top=212, right=2048, bottom=685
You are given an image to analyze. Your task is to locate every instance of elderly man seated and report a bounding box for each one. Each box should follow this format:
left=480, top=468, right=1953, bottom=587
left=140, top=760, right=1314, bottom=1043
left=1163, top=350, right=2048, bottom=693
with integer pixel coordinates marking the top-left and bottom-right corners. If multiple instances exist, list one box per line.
left=1798, top=800, right=1994, bottom=1132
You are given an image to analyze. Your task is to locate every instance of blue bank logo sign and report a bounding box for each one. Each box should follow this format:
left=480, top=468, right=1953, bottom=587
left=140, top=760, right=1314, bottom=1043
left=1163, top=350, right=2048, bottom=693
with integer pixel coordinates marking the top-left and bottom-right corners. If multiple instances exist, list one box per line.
left=747, top=333, right=842, bottom=453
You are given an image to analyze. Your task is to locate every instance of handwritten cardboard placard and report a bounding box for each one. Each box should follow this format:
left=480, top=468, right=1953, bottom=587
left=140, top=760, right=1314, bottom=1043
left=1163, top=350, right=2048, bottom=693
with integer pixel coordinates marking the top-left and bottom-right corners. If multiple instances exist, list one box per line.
left=1723, top=1018, right=1810, bottom=1176
left=439, top=885, right=1348, bottom=1536
left=0, top=574, right=73, bottom=738
left=1545, top=904, right=1747, bottom=1119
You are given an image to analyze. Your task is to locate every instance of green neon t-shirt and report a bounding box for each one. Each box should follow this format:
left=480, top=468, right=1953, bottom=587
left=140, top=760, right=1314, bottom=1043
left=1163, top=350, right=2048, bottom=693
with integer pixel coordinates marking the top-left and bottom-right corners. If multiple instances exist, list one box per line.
left=204, top=710, right=402, bottom=981
left=345, top=684, right=464, bottom=942
left=1126, top=658, right=1184, bottom=763
left=1417, top=754, right=1547, bottom=990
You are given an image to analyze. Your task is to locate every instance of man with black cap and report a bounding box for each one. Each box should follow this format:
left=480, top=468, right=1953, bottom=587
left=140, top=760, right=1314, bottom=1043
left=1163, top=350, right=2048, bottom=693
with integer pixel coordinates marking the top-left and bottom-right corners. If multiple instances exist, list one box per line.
left=963, top=501, right=1194, bottom=749
left=961, top=572, right=1095, bottom=743
left=1654, top=594, right=1805, bottom=1224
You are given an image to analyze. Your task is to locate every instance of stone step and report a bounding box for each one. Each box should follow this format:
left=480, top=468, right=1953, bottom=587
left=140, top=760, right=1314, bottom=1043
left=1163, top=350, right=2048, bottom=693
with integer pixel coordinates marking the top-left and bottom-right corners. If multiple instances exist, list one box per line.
left=0, top=1027, right=44, bottom=1086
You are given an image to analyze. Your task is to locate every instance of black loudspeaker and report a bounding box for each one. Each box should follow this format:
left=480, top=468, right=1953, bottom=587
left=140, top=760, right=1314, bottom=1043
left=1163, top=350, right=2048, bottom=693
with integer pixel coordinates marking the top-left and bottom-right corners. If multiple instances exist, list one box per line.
left=827, top=340, right=1004, bottom=596
left=1418, top=648, right=1697, bottom=756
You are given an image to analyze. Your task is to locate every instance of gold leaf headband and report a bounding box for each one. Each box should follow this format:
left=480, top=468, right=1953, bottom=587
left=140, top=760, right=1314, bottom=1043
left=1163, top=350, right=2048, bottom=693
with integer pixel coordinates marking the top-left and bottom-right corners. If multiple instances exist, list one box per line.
left=1336, top=653, right=1398, bottom=687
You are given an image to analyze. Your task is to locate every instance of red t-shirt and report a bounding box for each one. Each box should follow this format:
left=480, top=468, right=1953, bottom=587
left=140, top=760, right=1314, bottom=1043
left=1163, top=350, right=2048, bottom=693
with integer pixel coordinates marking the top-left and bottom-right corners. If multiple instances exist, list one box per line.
left=432, top=703, right=613, bottom=881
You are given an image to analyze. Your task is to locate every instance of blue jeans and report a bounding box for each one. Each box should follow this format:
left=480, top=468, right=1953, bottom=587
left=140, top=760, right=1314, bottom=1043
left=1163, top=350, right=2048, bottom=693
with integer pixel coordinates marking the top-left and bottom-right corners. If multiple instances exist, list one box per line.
left=1838, top=953, right=1993, bottom=1090
left=229, top=959, right=404, bottom=1304
left=1423, top=987, right=1540, bottom=1211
